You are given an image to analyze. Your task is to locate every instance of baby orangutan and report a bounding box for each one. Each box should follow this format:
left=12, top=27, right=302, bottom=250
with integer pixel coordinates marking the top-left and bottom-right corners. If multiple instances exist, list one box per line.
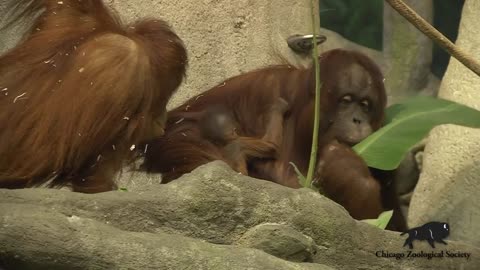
left=200, top=98, right=289, bottom=175
left=143, top=97, right=290, bottom=181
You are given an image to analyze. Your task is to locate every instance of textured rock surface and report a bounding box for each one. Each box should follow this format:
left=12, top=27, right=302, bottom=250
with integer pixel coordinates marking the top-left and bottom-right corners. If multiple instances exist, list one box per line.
left=0, top=0, right=316, bottom=109
left=409, top=126, right=480, bottom=247
left=383, top=0, right=434, bottom=101
left=409, top=0, right=480, bottom=247
left=110, top=0, right=316, bottom=109
left=0, top=0, right=439, bottom=110
left=237, top=223, right=317, bottom=263
left=0, top=206, right=331, bottom=270
left=1, top=162, right=479, bottom=269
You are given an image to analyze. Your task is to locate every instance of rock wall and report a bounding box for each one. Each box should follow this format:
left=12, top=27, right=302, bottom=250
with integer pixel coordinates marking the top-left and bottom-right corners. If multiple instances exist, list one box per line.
left=0, top=0, right=316, bottom=109
left=109, top=0, right=316, bottom=108
left=409, top=0, right=480, bottom=247
left=383, top=0, right=434, bottom=103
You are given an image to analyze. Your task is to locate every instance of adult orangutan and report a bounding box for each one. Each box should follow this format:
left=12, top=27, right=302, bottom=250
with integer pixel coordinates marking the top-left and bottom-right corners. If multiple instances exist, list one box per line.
left=0, top=0, right=187, bottom=193
left=143, top=49, right=406, bottom=230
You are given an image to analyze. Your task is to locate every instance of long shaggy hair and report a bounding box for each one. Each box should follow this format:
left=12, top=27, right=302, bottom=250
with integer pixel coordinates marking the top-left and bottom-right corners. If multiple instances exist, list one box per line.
left=0, top=0, right=187, bottom=192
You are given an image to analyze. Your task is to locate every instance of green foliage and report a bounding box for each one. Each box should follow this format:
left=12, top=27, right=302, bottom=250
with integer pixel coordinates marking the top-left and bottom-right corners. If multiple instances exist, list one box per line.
left=354, top=96, right=480, bottom=170
left=290, top=162, right=307, bottom=187
left=304, top=0, right=322, bottom=189
left=118, top=187, right=128, bottom=192
left=361, top=210, right=393, bottom=229
left=290, top=162, right=320, bottom=192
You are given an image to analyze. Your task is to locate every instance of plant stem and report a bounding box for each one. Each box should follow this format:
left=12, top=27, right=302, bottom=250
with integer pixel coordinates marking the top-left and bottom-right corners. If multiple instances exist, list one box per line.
left=305, top=0, right=322, bottom=188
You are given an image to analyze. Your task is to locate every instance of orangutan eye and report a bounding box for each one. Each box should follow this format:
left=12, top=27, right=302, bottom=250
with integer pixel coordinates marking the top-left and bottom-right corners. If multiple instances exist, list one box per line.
left=360, top=99, right=371, bottom=112
left=360, top=99, right=369, bottom=108
left=340, top=95, right=352, bottom=104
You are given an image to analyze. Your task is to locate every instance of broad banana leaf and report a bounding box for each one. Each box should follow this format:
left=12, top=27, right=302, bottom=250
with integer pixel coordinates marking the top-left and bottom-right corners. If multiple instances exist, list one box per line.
left=353, top=96, right=480, bottom=170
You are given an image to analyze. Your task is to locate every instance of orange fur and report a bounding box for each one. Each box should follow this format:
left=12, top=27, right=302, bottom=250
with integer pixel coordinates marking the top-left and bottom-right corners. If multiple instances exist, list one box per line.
left=144, top=50, right=386, bottom=185
left=142, top=49, right=408, bottom=230
left=142, top=100, right=288, bottom=182
left=0, top=0, right=187, bottom=192
left=314, top=140, right=384, bottom=220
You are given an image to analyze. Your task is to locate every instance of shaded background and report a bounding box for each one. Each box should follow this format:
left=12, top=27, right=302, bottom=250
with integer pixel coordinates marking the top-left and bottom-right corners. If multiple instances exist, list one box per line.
left=320, top=0, right=464, bottom=78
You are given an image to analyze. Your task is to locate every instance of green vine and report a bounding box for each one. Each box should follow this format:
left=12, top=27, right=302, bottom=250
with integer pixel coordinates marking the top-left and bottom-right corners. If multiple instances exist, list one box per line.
left=304, top=0, right=322, bottom=189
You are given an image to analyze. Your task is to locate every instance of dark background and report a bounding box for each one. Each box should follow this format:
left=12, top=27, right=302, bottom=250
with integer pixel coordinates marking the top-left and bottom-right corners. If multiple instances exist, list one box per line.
left=320, top=0, right=465, bottom=78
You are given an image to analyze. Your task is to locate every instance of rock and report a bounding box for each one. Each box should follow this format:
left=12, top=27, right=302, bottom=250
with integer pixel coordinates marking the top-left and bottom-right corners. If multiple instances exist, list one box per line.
left=237, top=223, right=317, bottom=263
left=393, top=151, right=420, bottom=196
left=409, top=0, right=480, bottom=248
left=383, top=0, right=434, bottom=102
left=0, top=0, right=317, bottom=109
left=116, top=165, right=163, bottom=192
left=1, top=161, right=479, bottom=269
left=409, top=125, right=480, bottom=247
left=0, top=2, right=34, bottom=54
left=0, top=206, right=330, bottom=270
left=109, top=0, right=317, bottom=109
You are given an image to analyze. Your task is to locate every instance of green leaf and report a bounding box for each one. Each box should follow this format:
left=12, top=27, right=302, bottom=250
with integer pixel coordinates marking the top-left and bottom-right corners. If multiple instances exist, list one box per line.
left=118, top=187, right=128, bottom=192
left=289, top=162, right=307, bottom=187
left=289, top=162, right=320, bottom=192
left=353, top=96, right=480, bottom=170
left=361, top=210, right=393, bottom=229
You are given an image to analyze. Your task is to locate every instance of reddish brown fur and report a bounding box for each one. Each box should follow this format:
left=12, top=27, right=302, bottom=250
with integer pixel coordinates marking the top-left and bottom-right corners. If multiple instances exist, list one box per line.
left=143, top=97, right=289, bottom=182
left=0, top=0, right=187, bottom=193
left=144, top=49, right=386, bottom=185
left=143, top=49, right=407, bottom=230
left=314, top=140, right=383, bottom=220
